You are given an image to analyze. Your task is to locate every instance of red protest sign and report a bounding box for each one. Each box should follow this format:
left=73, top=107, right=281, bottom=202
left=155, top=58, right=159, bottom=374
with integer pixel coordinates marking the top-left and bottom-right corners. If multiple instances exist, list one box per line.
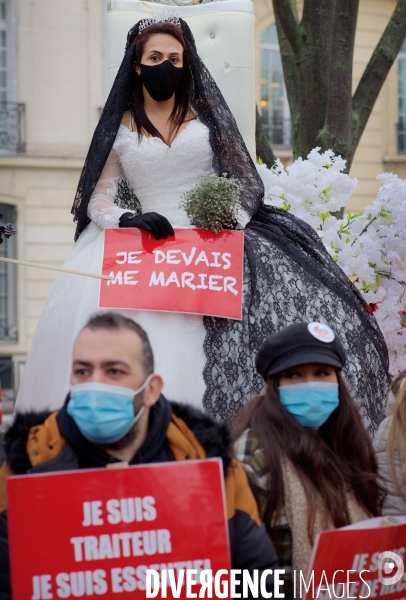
left=99, top=228, right=244, bottom=320
left=302, top=517, right=406, bottom=600
left=7, top=459, right=231, bottom=599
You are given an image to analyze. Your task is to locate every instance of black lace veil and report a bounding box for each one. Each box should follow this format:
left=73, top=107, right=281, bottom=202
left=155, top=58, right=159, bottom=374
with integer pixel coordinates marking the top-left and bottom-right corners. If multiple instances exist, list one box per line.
left=71, top=17, right=264, bottom=241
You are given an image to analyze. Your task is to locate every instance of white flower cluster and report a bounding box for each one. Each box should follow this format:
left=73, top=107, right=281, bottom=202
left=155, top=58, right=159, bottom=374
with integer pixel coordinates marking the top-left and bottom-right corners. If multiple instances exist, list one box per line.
left=257, top=149, right=406, bottom=374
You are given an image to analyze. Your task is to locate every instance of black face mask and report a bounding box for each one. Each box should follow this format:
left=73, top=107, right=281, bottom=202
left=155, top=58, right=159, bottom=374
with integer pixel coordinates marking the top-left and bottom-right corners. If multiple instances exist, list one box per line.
left=139, top=60, right=185, bottom=102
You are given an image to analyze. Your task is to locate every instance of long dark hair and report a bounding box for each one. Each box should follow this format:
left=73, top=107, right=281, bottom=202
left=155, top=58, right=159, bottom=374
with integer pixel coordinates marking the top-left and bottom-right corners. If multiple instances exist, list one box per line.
left=233, top=371, right=384, bottom=540
left=130, top=23, right=193, bottom=142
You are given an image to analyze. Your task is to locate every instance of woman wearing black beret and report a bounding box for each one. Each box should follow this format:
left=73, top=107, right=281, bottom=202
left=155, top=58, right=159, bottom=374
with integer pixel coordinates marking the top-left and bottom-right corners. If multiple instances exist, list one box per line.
left=233, top=321, right=383, bottom=598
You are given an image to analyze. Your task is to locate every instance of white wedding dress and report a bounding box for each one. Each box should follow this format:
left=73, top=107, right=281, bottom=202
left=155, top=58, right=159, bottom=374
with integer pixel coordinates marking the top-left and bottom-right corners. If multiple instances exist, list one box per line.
left=17, top=119, right=246, bottom=413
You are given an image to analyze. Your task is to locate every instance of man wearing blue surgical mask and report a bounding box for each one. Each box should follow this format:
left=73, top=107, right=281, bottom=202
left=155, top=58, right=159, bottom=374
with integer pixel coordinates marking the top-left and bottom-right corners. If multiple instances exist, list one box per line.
left=67, top=316, right=164, bottom=462
left=0, top=312, right=278, bottom=598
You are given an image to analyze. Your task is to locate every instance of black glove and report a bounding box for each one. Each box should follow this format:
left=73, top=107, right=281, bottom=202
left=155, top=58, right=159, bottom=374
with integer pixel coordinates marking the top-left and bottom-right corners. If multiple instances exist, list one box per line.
left=119, top=212, right=174, bottom=240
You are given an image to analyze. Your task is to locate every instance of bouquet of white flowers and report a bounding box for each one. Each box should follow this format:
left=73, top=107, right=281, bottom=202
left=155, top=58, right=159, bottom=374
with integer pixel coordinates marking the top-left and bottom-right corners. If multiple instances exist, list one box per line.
left=180, top=173, right=242, bottom=234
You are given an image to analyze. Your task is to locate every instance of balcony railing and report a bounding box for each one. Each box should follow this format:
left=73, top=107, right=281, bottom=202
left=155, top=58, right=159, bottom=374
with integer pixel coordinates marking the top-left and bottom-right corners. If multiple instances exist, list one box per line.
left=398, top=122, right=406, bottom=154
left=0, top=102, right=26, bottom=155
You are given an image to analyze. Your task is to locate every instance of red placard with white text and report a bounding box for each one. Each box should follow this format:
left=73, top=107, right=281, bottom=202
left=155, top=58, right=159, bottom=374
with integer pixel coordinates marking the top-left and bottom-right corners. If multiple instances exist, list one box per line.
left=303, top=517, right=406, bottom=600
left=7, top=459, right=230, bottom=599
left=99, top=228, right=244, bottom=319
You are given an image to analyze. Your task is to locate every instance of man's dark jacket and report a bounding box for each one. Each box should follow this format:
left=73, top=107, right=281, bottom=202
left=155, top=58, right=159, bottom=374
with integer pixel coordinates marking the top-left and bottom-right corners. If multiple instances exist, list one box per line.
left=0, top=396, right=278, bottom=599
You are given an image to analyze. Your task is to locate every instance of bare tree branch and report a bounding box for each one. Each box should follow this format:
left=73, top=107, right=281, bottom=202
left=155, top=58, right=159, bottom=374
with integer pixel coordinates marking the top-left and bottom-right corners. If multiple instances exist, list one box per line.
left=286, top=0, right=339, bottom=157
left=274, top=0, right=340, bottom=158
left=322, top=0, right=360, bottom=163
left=301, top=0, right=337, bottom=79
left=352, top=0, right=406, bottom=155
left=272, top=0, right=301, bottom=56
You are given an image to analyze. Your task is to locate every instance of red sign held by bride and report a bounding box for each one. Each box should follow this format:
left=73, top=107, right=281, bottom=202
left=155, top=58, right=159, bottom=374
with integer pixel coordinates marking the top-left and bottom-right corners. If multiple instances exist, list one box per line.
left=99, top=228, right=244, bottom=319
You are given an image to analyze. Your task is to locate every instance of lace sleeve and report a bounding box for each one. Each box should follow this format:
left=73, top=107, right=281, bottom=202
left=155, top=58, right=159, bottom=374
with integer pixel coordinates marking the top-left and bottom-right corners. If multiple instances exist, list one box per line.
left=234, top=206, right=250, bottom=229
left=87, top=147, right=131, bottom=229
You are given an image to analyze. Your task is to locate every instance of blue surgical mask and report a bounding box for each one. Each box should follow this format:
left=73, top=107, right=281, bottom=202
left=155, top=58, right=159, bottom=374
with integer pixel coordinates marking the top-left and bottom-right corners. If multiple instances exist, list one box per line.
left=67, top=376, right=152, bottom=444
left=278, top=381, right=339, bottom=429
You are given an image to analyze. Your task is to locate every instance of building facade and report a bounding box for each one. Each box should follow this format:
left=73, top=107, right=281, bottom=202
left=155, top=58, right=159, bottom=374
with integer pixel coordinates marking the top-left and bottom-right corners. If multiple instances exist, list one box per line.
left=0, top=0, right=104, bottom=402
left=0, top=0, right=404, bottom=402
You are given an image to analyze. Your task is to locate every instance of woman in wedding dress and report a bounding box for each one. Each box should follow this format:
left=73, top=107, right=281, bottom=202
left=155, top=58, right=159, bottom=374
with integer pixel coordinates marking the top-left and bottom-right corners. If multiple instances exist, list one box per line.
left=16, top=15, right=389, bottom=432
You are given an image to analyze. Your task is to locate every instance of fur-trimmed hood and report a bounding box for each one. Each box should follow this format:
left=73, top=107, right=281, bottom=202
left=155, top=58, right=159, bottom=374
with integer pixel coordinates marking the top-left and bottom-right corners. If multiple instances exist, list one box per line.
left=4, top=397, right=233, bottom=475
left=4, top=410, right=53, bottom=474
left=170, top=402, right=233, bottom=474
